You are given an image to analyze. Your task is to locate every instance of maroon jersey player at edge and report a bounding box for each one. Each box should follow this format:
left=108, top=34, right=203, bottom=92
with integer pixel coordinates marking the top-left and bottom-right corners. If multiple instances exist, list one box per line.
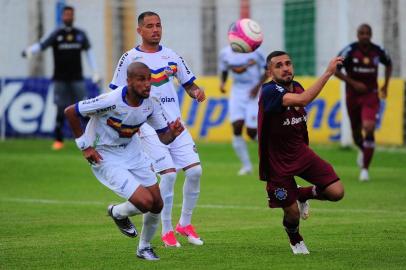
left=335, top=24, right=392, bottom=181
left=258, top=51, right=345, bottom=255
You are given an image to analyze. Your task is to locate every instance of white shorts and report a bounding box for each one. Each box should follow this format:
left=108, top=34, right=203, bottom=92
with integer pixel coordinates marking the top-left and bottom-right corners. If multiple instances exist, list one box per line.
left=229, top=94, right=258, bottom=128
left=140, top=129, right=200, bottom=172
left=91, top=144, right=157, bottom=199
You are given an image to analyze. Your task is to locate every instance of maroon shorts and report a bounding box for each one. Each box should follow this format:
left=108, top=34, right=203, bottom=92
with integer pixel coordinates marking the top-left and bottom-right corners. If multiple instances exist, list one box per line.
left=346, top=92, right=380, bottom=127
left=266, top=154, right=339, bottom=208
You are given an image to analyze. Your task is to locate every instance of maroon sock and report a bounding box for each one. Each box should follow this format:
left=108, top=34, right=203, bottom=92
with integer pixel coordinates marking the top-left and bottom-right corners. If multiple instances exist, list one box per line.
left=283, top=219, right=303, bottom=245
left=298, top=186, right=315, bottom=202
left=363, top=135, right=375, bottom=169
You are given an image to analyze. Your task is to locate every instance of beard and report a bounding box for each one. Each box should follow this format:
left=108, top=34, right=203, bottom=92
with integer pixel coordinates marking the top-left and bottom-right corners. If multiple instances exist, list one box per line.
left=274, top=74, right=294, bottom=87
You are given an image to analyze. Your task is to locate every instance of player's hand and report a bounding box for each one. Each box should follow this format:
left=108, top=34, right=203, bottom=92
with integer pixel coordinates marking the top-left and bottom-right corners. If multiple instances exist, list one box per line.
left=352, top=81, right=368, bottom=93
left=82, top=147, right=103, bottom=165
left=168, top=118, right=185, bottom=137
left=325, top=56, right=344, bottom=76
left=21, top=50, right=27, bottom=58
left=193, top=88, right=206, bottom=102
left=380, top=85, right=388, bottom=99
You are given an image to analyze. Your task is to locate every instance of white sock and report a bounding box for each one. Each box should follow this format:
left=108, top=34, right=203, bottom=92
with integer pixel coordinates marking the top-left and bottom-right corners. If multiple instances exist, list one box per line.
left=112, top=201, right=142, bottom=219
left=159, top=172, right=177, bottom=234
left=179, top=165, right=202, bottom=227
left=139, top=212, right=160, bottom=249
left=232, top=135, right=252, bottom=169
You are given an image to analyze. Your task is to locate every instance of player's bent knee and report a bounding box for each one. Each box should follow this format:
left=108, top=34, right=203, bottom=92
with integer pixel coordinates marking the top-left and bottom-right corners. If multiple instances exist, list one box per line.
left=324, top=181, right=345, bottom=202
left=185, top=165, right=202, bottom=180
left=283, top=203, right=300, bottom=221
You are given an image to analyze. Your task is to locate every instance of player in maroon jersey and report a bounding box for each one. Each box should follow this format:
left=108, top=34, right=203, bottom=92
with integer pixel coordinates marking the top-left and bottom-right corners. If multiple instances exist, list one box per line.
left=258, top=51, right=345, bottom=254
left=335, top=24, right=392, bottom=181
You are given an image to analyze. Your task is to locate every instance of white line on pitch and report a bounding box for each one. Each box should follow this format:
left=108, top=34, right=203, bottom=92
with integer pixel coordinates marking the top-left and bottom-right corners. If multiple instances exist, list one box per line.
left=1, top=197, right=405, bottom=216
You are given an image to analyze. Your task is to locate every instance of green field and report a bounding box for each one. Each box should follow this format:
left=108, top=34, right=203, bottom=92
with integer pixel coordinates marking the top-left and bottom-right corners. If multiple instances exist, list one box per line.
left=1, top=139, right=405, bottom=270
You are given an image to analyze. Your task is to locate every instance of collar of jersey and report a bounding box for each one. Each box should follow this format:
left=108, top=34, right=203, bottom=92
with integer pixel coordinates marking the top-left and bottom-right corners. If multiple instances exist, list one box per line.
left=135, top=45, right=162, bottom=53
left=122, top=86, right=143, bottom=107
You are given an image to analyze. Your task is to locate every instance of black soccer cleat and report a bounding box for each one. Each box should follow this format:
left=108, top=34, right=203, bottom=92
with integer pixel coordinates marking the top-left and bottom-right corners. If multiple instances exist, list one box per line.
left=107, top=205, right=138, bottom=238
left=136, top=247, right=160, bottom=261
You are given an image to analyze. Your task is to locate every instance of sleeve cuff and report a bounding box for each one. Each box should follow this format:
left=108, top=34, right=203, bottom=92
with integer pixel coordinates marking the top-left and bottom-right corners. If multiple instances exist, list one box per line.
left=182, top=76, right=196, bottom=87
left=75, top=103, right=84, bottom=118
left=155, top=126, right=169, bottom=134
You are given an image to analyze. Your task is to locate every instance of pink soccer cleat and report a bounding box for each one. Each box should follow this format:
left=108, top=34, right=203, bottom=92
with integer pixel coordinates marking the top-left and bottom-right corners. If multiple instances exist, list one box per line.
left=161, top=231, right=181, bottom=247
left=175, top=224, right=204, bottom=245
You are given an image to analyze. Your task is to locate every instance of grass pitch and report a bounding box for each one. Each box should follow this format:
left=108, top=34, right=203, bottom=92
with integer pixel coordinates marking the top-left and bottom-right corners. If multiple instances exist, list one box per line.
left=1, top=139, right=405, bottom=270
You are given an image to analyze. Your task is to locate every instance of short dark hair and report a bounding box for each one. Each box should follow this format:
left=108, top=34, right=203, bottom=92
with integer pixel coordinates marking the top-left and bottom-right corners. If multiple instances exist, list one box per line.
left=63, top=6, right=74, bottom=13
left=357, top=23, right=372, bottom=34
left=127, top=62, right=150, bottom=77
left=266, top=51, right=288, bottom=64
left=138, top=11, right=160, bottom=25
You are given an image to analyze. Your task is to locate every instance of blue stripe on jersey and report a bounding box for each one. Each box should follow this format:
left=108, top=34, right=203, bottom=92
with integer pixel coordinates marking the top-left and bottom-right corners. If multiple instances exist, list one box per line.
left=75, top=102, right=84, bottom=118
left=135, top=45, right=162, bottom=52
left=168, top=61, right=177, bottom=66
left=182, top=76, right=196, bottom=87
left=121, top=86, right=128, bottom=104
left=155, top=126, right=169, bottom=134
left=109, top=83, right=118, bottom=90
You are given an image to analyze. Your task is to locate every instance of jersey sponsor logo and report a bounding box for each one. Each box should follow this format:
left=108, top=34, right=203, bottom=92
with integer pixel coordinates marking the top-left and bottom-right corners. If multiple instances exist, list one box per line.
left=161, top=55, right=170, bottom=59
left=352, top=58, right=359, bottom=63
left=353, top=67, right=376, bottom=73
left=117, top=53, right=129, bottom=73
left=57, top=35, right=63, bottom=41
left=179, top=56, right=191, bottom=74
left=274, top=188, right=287, bottom=200
left=96, top=105, right=116, bottom=114
left=106, top=117, right=142, bottom=138
left=283, top=115, right=307, bottom=126
left=82, top=97, right=99, bottom=104
left=160, top=97, right=175, bottom=103
left=58, top=43, right=82, bottom=50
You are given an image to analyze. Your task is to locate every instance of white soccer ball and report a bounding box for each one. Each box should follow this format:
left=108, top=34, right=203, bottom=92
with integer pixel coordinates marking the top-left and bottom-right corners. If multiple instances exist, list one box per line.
left=227, top=18, right=263, bottom=53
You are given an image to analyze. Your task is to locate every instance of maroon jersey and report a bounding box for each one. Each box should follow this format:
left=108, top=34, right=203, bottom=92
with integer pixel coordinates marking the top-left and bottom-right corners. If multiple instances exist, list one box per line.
left=338, top=42, right=391, bottom=96
left=258, top=80, right=313, bottom=181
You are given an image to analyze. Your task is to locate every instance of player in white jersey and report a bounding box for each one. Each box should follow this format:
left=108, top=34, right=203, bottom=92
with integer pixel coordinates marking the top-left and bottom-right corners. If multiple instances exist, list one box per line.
left=110, top=11, right=206, bottom=248
left=64, top=62, right=185, bottom=260
left=218, top=45, right=268, bottom=175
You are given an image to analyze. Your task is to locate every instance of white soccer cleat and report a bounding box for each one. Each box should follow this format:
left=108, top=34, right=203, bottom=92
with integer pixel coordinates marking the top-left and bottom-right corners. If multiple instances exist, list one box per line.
left=237, top=167, right=253, bottom=176
left=357, top=151, right=364, bottom=168
left=176, top=224, right=204, bottom=246
left=298, top=200, right=310, bottom=220
left=290, top=241, right=310, bottom=255
left=359, top=168, right=369, bottom=182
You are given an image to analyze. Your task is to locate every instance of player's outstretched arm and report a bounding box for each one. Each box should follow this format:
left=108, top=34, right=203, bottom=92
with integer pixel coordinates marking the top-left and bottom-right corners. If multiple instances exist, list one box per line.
left=157, top=118, right=185, bottom=145
left=64, top=105, right=103, bottom=164
left=283, top=56, right=344, bottom=107
left=184, top=83, right=206, bottom=102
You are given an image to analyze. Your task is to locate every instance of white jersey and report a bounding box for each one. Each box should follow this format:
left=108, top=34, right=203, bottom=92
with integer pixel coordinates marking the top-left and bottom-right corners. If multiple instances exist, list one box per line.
left=218, top=46, right=266, bottom=93
left=76, top=85, right=168, bottom=149
left=110, top=45, right=196, bottom=137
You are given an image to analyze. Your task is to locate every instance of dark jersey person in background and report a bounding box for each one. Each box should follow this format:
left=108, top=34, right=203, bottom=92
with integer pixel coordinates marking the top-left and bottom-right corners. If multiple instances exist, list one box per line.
left=335, top=23, right=392, bottom=181
left=22, top=5, right=100, bottom=150
left=258, top=51, right=345, bottom=255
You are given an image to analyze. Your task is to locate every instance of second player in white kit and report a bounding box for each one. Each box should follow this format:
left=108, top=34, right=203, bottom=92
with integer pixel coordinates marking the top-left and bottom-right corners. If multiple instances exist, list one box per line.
left=110, top=11, right=206, bottom=247
left=218, top=45, right=267, bottom=175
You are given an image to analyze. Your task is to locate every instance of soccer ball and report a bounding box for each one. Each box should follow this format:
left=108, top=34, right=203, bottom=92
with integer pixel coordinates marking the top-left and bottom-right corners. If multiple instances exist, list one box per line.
left=228, top=18, right=263, bottom=53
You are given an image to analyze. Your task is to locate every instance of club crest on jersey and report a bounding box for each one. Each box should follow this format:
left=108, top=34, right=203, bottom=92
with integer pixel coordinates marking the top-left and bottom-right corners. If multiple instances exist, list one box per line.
left=66, top=34, right=74, bottom=42
left=274, top=188, right=287, bottom=200
left=164, top=66, right=174, bottom=76
left=362, top=57, right=370, bottom=65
